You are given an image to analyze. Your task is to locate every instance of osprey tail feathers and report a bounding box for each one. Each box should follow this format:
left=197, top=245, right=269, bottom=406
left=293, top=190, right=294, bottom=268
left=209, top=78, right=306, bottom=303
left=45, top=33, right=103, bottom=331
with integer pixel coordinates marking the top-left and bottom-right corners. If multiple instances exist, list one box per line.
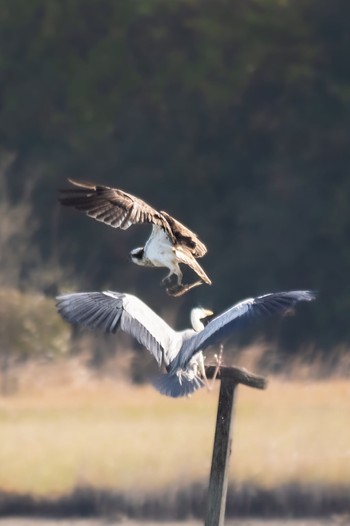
left=176, top=249, right=212, bottom=285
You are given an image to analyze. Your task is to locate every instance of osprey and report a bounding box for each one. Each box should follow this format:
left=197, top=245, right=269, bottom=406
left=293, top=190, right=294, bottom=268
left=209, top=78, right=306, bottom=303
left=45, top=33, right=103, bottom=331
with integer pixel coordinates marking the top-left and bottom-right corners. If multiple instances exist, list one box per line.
left=59, top=179, right=211, bottom=296
left=56, top=289, right=316, bottom=398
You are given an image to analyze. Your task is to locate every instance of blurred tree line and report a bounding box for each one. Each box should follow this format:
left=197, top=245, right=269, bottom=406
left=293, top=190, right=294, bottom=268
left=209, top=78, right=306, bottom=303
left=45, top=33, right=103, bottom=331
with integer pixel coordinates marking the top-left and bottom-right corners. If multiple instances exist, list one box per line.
left=0, top=0, right=349, bottom=353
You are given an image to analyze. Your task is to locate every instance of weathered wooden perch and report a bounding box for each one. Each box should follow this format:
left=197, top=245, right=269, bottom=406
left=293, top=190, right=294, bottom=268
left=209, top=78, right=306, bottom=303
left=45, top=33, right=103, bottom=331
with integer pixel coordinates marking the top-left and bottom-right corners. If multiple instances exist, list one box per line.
left=206, top=365, right=268, bottom=390
left=204, top=365, right=267, bottom=526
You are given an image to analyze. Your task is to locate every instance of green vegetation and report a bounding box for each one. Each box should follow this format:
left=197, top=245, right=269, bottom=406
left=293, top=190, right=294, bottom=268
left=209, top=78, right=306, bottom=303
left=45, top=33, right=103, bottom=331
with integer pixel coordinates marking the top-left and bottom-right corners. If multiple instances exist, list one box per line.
left=0, top=0, right=349, bottom=353
left=0, top=289, right=70, bottom=359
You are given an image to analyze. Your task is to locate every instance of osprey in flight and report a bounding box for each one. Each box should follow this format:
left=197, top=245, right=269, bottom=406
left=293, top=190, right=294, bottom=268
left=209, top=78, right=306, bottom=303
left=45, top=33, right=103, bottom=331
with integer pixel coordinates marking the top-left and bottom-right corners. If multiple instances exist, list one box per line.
left=56, top=289, right=316, bottom=398
left=59, top=179, right=211, bottom=296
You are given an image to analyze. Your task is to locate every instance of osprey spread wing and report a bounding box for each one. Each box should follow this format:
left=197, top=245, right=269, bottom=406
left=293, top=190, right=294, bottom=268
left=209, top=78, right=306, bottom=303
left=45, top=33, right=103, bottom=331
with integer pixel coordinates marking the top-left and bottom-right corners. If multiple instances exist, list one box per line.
left=59, top=179, right=211, bottom=296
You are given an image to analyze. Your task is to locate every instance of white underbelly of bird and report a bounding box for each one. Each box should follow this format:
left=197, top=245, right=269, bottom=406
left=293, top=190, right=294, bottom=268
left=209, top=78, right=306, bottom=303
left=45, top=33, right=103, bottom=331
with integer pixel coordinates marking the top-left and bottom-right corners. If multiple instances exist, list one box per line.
left=143, top=235, right=177, bottom=270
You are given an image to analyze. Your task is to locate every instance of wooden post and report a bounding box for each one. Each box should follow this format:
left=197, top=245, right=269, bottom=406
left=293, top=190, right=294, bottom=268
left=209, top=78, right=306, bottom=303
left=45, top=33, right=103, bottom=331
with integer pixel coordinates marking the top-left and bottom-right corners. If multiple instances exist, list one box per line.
left=204, top=366, right=267, bottom=526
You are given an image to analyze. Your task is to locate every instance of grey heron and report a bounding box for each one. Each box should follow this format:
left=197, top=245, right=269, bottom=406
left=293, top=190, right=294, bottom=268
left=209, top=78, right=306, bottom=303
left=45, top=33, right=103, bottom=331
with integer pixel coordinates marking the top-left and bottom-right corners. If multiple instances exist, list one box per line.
left=56, top=290, right=316, bottom=398
left=59, top=179, right=211, bottom=296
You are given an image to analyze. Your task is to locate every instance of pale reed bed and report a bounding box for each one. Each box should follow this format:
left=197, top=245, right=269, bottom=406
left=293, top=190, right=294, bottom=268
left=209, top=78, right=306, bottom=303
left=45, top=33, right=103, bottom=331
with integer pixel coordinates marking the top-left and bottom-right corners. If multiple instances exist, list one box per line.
left=0, top=370, right=349, bottom=496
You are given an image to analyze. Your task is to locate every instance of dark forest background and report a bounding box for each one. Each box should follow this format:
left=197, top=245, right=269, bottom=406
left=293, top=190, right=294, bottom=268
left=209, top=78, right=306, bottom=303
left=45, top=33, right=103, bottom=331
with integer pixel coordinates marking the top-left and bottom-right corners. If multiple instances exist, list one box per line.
left=1, top=0, right=350, bottom=358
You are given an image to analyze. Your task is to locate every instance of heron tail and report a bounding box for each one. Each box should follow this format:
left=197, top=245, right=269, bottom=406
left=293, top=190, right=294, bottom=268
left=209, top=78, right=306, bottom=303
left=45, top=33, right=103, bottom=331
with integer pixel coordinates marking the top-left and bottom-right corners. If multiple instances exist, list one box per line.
left=152, top=372, right=204, bottom=398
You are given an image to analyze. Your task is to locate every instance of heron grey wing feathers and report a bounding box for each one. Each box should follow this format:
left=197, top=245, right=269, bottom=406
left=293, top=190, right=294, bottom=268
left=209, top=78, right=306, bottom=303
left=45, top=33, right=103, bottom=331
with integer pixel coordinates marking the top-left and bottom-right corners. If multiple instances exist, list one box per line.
left=56, top=291, right=178, bottom=367
left=59, top=179, right=174, bottom=235
left=172, top=290, right=317, bottom=372
left=56, top=292, right=124, bottom=332
left=117, top=293, right=180, bottom=366
left=152, top=372, right=204, bottom=398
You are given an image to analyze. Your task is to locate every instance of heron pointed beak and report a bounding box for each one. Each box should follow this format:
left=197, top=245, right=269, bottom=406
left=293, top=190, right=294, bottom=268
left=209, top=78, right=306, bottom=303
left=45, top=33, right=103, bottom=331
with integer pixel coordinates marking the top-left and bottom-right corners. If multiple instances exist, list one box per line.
left=200, top=309, right=215, bottom=328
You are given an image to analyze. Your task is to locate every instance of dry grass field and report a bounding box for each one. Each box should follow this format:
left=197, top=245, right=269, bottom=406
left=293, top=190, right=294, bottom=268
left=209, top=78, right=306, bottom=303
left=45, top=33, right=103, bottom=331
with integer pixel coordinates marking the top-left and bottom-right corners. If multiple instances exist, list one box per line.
left=0, top=360, right=349, bottom=498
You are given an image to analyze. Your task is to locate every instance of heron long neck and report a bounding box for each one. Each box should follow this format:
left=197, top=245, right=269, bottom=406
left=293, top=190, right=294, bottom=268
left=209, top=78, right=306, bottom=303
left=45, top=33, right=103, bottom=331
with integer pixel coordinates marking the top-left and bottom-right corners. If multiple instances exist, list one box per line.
left=191, top=311, right=204, bottom=332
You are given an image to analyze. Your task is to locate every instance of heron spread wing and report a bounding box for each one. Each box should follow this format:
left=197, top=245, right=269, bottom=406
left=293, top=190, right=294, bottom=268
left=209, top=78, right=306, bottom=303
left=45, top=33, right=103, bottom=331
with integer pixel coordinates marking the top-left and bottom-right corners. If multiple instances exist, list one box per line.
left=59, top=179, right=173, bottom=235
left=152, top=370, right=204, bottom=398
left=171, top=290, right=317, bottom=372
left=56, top=291, right=178, bottom=367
